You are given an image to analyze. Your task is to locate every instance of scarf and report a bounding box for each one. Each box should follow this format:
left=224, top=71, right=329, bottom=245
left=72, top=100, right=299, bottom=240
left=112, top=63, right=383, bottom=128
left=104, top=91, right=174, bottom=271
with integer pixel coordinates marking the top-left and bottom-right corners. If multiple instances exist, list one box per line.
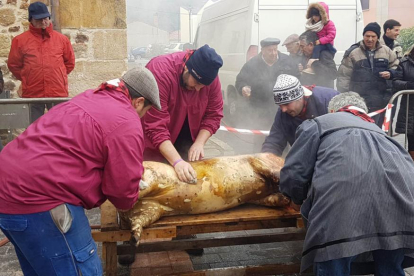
left=382, top=35, right=394, bottom=49
left=337, top=105, right=375, bottom=123
left=305, top=19, right=324, bottom=33
left=93, top=79, right=132, bottom=102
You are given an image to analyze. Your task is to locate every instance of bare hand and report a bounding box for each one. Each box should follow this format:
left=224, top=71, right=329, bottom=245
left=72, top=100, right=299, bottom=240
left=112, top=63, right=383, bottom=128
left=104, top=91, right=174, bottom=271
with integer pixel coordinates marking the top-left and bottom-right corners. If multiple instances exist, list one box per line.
left=298, top=63, right=303, bottom=72
left=307, top=59, right=318, bottom=68
left=174, top=160, right=197, bottom=184
left=379, top=71, right=391, bottom=80
left=290, top=201, right=301, bottom=211
left=242, top=86, right=251, bottom=97
left=188, top=142, right=204, bottom=161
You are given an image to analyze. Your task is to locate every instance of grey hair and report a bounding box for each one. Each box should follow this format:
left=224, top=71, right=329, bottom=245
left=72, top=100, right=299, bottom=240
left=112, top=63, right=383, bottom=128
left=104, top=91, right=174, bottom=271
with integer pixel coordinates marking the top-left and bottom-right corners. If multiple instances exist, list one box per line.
left=328, top=92, right=368, bottom=113
left=299, top=30, right=319, bottom=45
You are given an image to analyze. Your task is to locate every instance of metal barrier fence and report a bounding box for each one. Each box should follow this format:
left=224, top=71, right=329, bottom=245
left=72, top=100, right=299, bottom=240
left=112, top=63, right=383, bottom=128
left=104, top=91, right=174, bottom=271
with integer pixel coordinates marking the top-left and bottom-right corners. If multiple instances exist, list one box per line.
left=387, top=90, right=414, bottom=148
left=0, top=97, right=71, bottom=142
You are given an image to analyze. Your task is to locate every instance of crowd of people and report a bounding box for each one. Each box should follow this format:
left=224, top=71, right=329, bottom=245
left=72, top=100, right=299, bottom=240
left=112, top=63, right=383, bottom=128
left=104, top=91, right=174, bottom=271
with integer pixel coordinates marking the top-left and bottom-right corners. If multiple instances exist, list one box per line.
left=1, top=1, right=414, bottom=275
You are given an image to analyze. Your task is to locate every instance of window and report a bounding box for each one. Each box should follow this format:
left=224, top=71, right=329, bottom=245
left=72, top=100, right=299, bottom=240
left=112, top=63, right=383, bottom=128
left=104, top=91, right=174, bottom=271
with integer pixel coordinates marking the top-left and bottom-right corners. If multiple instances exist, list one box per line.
left=361, top=0, right=369, bottom=10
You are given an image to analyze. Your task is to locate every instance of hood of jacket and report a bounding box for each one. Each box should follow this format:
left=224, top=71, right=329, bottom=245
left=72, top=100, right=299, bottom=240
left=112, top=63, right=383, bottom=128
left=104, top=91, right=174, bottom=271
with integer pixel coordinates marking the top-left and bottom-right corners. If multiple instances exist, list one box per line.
left=306, top=2, right=329, bottom=24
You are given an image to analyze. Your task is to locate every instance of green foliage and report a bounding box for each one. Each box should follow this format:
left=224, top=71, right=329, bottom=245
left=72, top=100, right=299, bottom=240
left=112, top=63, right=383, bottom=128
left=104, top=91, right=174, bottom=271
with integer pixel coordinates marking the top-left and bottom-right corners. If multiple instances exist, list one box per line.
left=398, top=26, right=414, bottom=53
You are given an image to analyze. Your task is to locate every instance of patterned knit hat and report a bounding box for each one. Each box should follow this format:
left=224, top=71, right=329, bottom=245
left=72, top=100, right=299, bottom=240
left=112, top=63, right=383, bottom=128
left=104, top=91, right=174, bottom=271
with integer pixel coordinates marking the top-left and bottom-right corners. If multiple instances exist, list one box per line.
left=273, top=74, right=304, bottom=105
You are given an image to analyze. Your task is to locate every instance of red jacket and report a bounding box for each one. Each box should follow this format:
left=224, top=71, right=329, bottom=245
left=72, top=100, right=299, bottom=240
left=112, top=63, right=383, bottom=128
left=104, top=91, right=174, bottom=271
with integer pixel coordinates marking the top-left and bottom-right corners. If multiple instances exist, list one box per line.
left=0, top=87, right=144, bottom=214
left=143, top=52, right=223, bottom=161
left=8, top=23, right=75, bottom=98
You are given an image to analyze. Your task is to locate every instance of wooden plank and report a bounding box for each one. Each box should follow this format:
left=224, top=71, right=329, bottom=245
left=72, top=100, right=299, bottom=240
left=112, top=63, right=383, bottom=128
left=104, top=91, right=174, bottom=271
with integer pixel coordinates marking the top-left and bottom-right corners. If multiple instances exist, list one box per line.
left=150, top=204, right=300, bottom=227
left=175, top=219, right=297, bottom=236
left=100, top=200, right=119, bottom=275
left=178, top=264, right=304, bottom=275
left=117, top=228, right=306, bottom=254
left=100, top=200, right=119, bottom=231
left=297, top=218, right=305, bottom=229
left=92, top=226, right=177, bottom=242
left=102, top=242, right=117, bottom=276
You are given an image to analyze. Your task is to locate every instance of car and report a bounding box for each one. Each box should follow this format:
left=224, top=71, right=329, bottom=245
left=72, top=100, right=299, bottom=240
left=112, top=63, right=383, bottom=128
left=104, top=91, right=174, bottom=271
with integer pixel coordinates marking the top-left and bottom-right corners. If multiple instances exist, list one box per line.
left=164, top=43, right=189, bottom=54
left=131, top=47, right=148, bottom=59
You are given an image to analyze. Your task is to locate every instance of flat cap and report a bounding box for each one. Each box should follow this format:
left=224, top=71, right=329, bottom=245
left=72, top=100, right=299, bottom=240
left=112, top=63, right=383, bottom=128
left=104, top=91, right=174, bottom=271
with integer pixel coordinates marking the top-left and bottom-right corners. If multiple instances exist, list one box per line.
left=122, top=67, right=161, bottom=110
left=282, top=34, right=299, bottom=46
left=260, top=37, right=280, bottom=48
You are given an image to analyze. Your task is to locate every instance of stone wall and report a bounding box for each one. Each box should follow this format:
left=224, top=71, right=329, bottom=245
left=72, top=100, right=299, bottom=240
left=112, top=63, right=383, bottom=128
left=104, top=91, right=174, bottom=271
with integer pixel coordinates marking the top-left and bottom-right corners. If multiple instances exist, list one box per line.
left=0, top=0, right=127, bottom=98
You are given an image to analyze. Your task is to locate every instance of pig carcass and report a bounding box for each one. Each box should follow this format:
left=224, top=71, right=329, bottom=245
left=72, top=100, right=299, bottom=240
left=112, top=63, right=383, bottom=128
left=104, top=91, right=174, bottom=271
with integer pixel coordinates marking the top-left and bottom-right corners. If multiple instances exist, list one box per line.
left=119, top=153, right=290, bottom=245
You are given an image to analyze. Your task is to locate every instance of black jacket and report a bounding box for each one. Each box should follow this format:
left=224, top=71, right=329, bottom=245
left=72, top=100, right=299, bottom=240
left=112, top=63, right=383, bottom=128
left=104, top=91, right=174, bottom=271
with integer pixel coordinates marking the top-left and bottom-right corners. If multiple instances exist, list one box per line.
left=235, top=52, right=300, bottom=128
left=393, top=56, right=414, bottom=134
left=300, top=49, right=337, bottom=88
left=338, top=41, right=399, bottom=111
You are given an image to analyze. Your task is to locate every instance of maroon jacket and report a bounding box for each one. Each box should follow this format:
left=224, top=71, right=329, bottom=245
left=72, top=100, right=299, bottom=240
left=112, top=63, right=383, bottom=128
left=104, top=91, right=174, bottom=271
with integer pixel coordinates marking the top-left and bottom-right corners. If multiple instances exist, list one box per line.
left=143, top=52, right=223, bottom=161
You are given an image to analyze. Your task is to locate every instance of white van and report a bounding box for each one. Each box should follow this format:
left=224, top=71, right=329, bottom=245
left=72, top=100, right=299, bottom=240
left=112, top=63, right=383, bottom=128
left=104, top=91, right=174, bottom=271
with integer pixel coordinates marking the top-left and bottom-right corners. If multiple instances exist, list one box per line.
left=194, top=0, right=364, bottom=125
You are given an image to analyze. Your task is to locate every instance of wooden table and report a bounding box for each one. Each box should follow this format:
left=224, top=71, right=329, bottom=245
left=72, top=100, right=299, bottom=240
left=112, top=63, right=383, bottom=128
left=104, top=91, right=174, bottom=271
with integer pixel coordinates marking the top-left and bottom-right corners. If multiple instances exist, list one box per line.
left=92, top=201, right=305, bottom=275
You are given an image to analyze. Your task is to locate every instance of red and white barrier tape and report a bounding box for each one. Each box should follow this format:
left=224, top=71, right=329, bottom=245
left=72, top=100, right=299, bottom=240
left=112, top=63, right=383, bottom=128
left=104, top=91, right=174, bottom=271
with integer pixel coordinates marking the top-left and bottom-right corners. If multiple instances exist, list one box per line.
left=219, top=125, right=269, bottom=135
left=219, top=104, right=394, bottom=135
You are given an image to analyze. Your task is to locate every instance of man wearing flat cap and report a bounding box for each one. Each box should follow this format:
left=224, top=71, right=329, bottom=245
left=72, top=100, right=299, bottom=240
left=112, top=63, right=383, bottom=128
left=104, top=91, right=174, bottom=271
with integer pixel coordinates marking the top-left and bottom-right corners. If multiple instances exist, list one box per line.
left=143, top=44, right=223, bottom=184
left=235, top=37, right=299, bottom=135
left=338, top=22, right=399, bottom=127
left=283, top=34, right=306, bottom=72
left=8, top=2, right=75, bottom=123
left=0, top=67, right=161, bottom=274
left=262, top=74, right=338, bottom=156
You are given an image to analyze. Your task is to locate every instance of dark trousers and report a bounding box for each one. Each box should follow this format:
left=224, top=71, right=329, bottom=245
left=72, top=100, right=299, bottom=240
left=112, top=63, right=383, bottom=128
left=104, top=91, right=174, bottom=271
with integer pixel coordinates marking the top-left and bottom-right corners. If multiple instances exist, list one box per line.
left=30, top=103, right=55, bottom=123
left=0, top=204, right=102, bottom=275
left=314, top=249, right=405, bottom=276
left=312, top=44, right=337, bottom=59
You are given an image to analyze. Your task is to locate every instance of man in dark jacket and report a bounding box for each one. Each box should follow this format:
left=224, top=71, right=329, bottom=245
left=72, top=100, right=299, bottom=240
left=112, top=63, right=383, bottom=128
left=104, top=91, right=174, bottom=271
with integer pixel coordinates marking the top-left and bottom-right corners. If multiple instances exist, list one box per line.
left=280, top=92, right=414, bottom=275
left=381, top=19, right=403, bottom=59
left=261, top=74, right=338, bottom=156
left=235, top=38, right=300, bottom=130
left=337, top=22, right=399, bottom=127
left=298, top=30, right=337, bottom=88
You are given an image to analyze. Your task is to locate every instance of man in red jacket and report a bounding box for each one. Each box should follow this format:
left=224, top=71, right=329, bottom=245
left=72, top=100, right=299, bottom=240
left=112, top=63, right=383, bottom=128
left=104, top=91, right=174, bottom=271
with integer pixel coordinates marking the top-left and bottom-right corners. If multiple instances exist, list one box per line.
left=143, top=45, right=223, bottom=183
left=7, top=2, right=75, bottom=123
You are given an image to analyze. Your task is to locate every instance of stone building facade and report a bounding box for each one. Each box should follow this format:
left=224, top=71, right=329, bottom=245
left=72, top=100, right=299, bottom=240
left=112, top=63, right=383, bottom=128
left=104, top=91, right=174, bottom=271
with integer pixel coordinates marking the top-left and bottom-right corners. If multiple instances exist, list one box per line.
left=0, top=0, right=127, bottom=98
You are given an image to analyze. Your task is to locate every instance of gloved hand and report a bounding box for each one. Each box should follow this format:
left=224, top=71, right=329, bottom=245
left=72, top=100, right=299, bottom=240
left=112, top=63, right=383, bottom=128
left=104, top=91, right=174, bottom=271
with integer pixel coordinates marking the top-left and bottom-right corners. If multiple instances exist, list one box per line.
left=174, top=160, right=197, bottom=184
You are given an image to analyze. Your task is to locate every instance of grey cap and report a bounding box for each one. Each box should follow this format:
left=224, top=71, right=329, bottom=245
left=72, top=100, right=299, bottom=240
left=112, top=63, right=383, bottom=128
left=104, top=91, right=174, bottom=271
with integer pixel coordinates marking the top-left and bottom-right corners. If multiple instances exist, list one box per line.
left=282, top=34, right=299, bottom=46
left=260, top=37, right=281, bottom=48
left=122, top=67, right=161, bottom=110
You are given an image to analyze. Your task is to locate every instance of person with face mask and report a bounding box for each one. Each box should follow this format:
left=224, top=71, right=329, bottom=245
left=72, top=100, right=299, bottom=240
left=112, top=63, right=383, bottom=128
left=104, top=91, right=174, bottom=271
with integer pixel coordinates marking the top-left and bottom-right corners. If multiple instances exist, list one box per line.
left=0, top=67, right=161, bottom=275
left=7, top=2, right=75, bottom=123
left=143, top=44, right=223, bottom=184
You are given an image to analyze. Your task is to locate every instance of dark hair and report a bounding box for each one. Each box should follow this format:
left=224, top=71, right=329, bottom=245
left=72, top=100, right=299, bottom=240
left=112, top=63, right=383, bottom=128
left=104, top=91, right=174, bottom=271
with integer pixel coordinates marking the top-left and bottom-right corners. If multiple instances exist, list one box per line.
left=383, top=19, right=401, bottom=32
left=299, top=30, right=319, bottom=45
left=124, top=82, right=151, bottom=107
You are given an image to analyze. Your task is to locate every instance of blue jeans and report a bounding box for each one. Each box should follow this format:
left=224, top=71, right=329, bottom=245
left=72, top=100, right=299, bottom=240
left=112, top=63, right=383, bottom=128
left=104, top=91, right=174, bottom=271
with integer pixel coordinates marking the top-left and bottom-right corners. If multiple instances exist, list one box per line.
left=314, top=249, right=405, bottom=276
left=0, top=204, right=102, bottom=276
left=311, top=44, right=337, bottom=59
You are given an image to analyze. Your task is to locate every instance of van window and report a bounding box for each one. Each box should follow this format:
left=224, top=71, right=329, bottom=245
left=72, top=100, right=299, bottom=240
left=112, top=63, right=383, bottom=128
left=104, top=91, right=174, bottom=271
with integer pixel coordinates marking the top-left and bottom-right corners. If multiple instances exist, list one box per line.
left=360, top=0, right=369, bottom=10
